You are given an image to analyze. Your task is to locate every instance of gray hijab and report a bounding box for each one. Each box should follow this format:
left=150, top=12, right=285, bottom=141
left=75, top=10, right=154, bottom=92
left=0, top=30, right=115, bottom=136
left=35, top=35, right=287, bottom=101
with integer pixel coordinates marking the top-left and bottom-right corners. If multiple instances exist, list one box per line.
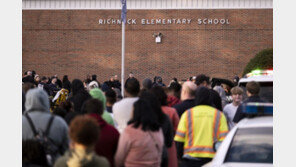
left=25, top=88, right=50, bottom=113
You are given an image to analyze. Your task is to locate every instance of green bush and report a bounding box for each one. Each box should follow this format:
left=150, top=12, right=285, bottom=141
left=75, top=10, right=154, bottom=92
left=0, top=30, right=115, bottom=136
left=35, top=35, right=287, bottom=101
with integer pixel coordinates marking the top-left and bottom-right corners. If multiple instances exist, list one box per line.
left=242, top=48, right=273, bottom=76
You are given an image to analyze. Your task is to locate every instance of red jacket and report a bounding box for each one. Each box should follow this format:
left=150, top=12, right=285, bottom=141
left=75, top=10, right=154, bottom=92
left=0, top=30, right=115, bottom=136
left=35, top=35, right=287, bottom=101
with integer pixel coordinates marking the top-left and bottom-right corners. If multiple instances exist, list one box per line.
left=88, top=113, right=120, bottom=167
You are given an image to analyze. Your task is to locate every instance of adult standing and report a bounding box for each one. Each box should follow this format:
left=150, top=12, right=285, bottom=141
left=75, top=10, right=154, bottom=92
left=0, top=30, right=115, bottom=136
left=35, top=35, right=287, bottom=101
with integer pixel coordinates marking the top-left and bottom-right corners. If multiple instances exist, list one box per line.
left=150, top=86, right=179, bottom=167
left=22, top=70, right=35, bottom=84
left=89, top=88, right=115, bottom=126
left=173, top=81, right=197, bottom=117
left=62, top=75, right=71, bottom=93
left=195, top=74, right=223, bottom=111
left=22, top=88, right=69, bottom=164
left=115, top=98, right=164, bottom=167
left=54, top=116, right=110, bottom=167
left=174, top=87, right=228, bottom=167
left=113, top=78, right=140, bottom=133
left=82, top=99, right=119, bottom=167
left=68, top=79, right=91, bottom=114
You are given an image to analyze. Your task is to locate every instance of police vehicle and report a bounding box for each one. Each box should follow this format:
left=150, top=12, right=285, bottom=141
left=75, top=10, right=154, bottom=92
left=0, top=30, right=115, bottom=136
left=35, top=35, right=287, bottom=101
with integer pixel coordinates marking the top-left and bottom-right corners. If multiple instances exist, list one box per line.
left=238, top=69, right=273, bottom=102
left=203, top=103, right=273, bottom=167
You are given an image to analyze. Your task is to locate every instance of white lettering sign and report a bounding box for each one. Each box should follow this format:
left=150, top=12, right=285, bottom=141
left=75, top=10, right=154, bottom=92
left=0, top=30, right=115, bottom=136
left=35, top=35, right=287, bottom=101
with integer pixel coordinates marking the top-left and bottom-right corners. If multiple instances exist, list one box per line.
left=98, top=18, right=230, bottom=25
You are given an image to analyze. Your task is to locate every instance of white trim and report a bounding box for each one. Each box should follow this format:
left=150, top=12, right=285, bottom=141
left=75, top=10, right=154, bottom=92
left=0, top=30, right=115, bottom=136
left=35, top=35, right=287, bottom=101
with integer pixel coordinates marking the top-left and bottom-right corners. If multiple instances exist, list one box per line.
left=22, top=0, right=273, bottom=10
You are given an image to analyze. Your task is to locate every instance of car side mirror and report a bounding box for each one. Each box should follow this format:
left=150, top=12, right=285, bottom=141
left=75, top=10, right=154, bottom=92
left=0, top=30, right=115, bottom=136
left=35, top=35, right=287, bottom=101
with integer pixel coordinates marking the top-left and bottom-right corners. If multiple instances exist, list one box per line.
left=213, top=141, right=222, bottom=152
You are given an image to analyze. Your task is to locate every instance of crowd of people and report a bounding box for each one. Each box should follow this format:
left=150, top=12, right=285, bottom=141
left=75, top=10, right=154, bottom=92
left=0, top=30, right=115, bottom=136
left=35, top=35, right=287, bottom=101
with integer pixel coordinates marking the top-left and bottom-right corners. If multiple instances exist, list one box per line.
left=22, top=70, right=264, bottom=167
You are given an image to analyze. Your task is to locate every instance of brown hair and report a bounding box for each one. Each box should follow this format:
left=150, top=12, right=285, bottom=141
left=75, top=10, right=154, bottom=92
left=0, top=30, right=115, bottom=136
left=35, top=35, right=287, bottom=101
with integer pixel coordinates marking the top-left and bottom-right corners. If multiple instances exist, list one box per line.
left=69, top=115, right=100, bottom=147
left=230, top=86, right=244, bottom=95
left=246, top=81, right=260, bottom=95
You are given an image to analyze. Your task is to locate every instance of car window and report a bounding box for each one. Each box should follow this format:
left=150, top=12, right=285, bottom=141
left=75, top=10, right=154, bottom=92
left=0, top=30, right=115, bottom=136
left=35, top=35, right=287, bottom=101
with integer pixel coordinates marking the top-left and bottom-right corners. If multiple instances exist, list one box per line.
left=239, top=82, right=273, bottom=103
left=224, top=127, right=273, bottom=163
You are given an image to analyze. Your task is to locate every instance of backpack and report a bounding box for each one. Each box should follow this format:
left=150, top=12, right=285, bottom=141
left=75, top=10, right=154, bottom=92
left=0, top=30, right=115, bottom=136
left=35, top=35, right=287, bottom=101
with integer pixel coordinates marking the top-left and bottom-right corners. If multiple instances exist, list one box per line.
left=24, top=113, right=59, bottom=166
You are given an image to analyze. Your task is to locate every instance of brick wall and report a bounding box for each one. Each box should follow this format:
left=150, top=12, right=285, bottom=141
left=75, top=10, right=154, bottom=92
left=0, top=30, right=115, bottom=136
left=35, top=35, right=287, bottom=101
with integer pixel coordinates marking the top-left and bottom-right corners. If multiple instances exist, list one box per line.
left=22, top=9, right=273, bottom=84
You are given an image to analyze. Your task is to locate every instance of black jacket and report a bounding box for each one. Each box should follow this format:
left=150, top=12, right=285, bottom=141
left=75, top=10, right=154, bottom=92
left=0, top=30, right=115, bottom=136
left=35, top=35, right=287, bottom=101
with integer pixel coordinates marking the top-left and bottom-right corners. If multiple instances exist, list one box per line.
left=233, top=95, right=266, bottom=123
left=173, top=99, right=196, bottom=118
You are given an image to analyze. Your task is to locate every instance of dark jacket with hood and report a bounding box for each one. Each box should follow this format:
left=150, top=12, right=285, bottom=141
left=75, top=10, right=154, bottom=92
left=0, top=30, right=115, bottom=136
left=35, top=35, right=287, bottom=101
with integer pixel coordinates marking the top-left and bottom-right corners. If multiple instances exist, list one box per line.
left=22, top=88, right=69, bottom=160
left=68, top=79, right=91, bottom=113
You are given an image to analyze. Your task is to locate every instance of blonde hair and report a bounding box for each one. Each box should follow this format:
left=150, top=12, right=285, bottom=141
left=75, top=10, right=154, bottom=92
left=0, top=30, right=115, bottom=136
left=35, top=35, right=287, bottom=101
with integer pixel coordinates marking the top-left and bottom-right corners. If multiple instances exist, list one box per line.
left=231, top=86, right=243, bottom=95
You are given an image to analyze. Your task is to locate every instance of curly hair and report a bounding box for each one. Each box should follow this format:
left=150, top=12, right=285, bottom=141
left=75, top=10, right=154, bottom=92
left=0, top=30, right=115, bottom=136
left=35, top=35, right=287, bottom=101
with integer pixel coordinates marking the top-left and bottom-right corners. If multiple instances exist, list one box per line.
left=69, top=115, right=100, bottom=147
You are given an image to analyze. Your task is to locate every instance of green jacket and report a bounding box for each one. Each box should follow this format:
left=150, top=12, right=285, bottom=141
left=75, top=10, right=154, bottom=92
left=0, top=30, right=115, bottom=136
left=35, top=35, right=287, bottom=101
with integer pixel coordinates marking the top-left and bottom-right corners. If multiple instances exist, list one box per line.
left=89, top=88, right=114, bottom=126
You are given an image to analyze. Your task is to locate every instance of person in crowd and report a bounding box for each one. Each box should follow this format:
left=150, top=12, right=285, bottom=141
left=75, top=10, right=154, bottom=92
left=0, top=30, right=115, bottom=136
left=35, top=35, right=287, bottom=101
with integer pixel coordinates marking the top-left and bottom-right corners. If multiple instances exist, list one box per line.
left=91, top=74, right=101, bottom=88
left=82, top=99, right=120, bottom=167
left=167, top=81, right=182, bottom=105
left=113, top=78, right=140, bottom=133
left=53, top=106, right=67, bottom=119
left=101, top=76, right=115, bottom=92
left=89, top=88, right=114, bottom=126
left=173, top=81, right=197, bottom=117
left=23, top=82, right=35, bottom=94
left=142, top=78, right=153, bottom=91
left=213, top=80, right=228, bottom=108
left=22, top=70, right=35, bottom=84
left=22, top=88, right=69, bottom=163
left=88, top=80, right=99, bottom=91
left=124, top=72, right=135, bottom=86
left=34, top=74, right=41, bottom=87
left=168, top=77, right=178, bottom=87
left=115, top=98, right=164, bottom=167
left=54, top=74, right=63, bottom=88
left=54, top=115, right=110, bottom=167
left=223, top=86, right=243, bottom=130
left=153, top=76, right=166, bottom=87
left=52, top=84, right=70, bottom=109
left=31, top=70, right=36, bottom=79
left=69, top=79, right=91, bottom=114
left=233, top=75, right=240, bottom=86
left=113, top=74, right=121, bottom=90
left=128, top=72, right=134, bottom=79
left=85, top=74, right=92, bottom=84
left=62, top=75, right=71, bottom=92
left=23, top=140, right=48, bottom=167
left=113, top=88, right=123, bottom=101
left=174, top=86, right=228, bottom=167
left=195, top=74, right=223, bottom=111
left=105, top=89, right=117, bottom=114
left=233, top=81, right=266, bottom=123
left=39, top=76, right=51, bottom=95
left=48, top=77, right=60, bottom=96
left=150, top=86, right=179, bottom=167
left=139, top=91, right=174, bottom=167
left=62, top=100, right=78, bottom=125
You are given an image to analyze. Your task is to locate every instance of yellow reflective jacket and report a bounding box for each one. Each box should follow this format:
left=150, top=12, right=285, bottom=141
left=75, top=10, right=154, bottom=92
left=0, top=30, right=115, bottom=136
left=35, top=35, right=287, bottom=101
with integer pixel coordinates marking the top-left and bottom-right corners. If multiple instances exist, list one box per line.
left=174, top=105, right=228, bottom=158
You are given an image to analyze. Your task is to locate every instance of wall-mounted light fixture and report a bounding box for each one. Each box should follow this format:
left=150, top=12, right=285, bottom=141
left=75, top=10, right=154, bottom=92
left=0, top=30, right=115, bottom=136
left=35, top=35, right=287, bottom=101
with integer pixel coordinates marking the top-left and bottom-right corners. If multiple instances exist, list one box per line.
left=153, top=32, right=163, bottom=44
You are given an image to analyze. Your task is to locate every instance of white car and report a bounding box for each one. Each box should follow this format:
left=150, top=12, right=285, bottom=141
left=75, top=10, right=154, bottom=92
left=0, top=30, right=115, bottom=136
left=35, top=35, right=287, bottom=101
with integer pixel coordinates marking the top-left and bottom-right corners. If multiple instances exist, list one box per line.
left=238, top=69, right=273, bottom=103
left=203, top=116, right=273, bottom=167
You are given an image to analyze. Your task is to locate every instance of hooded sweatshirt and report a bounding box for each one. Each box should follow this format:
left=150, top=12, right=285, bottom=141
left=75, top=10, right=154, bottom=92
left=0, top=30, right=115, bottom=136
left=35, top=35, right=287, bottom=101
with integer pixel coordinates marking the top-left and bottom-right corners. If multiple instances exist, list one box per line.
left=54, top=148, right=109, bottom=167
left=22, top=88, right=69, bottom=158
left=89, top=88, right=114, bottom=126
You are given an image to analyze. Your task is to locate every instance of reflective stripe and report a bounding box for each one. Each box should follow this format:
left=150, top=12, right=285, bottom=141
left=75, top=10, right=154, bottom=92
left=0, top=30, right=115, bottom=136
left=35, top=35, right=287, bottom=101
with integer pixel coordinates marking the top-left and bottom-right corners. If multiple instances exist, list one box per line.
left=219, top=132, right=228, bottom=138
left=187, top=109, right=193, bottom=146
left=176, top=131, right=185, bottom=138
left=213, top=110, right=221, bottom=143
left=184, top=146, right=215, bottom=154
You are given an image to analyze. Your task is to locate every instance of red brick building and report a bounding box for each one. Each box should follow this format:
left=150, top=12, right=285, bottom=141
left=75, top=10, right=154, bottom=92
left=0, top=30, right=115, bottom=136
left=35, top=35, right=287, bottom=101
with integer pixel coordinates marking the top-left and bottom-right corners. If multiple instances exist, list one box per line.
left=22, top=0, right=273, bottom=84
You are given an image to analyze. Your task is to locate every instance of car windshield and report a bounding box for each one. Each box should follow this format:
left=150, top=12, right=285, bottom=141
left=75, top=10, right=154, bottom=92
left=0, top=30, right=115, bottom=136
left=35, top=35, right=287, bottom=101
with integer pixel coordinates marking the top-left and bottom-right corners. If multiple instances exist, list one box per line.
left=224, top=127, right=273, bottom=163
left=239, top=82, right=273, bottom=103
